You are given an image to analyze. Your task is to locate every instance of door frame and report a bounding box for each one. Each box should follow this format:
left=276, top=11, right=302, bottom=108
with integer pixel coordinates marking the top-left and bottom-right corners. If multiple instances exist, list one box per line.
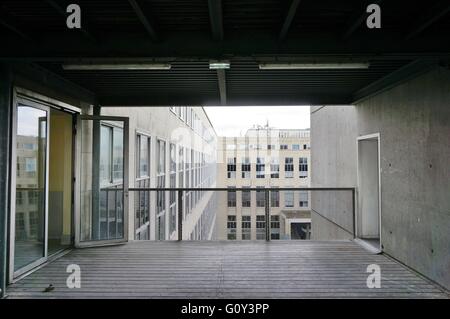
left=356, top=133, right=382, bottom=251
left=74, top=115, right=129, bottom=248
left=9, top=87, right=81, bottom=282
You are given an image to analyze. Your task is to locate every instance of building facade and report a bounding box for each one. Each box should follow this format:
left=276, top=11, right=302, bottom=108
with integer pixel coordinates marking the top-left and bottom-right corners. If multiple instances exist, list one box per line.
left=101, top=106, right=218, bottom=241
left=216, top=127, right=311, bottom=241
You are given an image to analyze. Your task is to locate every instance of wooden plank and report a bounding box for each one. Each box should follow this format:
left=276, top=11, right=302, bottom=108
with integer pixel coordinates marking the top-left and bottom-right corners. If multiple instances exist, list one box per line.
left=6, top=241, right=448, bottom=299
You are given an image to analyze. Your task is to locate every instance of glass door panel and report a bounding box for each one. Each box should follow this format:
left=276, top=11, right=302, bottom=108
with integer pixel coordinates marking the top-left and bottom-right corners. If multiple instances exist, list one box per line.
left=14, top=104, right=48, bottom=272
left=77, top=116, right=129, bottom=247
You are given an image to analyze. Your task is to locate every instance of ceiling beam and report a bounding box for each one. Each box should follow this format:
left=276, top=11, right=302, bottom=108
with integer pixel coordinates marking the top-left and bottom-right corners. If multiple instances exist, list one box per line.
left=1, top=32, right=450, bottom=59
left=342, top=0, right=383, bottom=40
left=405, top=2, right=450, bottom=40
left=352, top=59, right=439, bottom=103
left=45, top=0, right=96, bottom=41
left=128, top=0, right=159, bottom=42
left=208, top=0, right=224, bottom=41
left=0, top=6, right=31, bottom=40
left=98, top=94, right=351, bottom=107
left=216, top=69, right=227, bottom=105
left=279, top=0, right=301, bottom=40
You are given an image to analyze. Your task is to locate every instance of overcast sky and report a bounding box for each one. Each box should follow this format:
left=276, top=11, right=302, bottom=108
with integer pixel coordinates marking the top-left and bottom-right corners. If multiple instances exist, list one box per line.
left=204, top=106, right=310, bottom=137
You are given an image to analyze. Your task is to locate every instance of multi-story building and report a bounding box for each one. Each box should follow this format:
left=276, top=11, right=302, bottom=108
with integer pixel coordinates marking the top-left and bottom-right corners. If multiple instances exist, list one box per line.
left=102, top=106, right=218, bottom=241
left=216, top=126, right=311, bottom=240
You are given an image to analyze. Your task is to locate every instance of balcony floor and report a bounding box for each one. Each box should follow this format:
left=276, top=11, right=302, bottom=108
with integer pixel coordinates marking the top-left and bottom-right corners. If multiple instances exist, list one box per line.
left=6, top=240, right=448, bottom=299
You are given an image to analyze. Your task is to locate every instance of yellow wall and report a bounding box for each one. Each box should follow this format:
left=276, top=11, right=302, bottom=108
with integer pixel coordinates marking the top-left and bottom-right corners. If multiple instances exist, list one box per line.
left=49, top=110, right=73, bottom=240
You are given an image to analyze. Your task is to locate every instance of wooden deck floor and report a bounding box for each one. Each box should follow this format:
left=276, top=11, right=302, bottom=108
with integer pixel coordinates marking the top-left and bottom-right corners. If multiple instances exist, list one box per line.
left=6, top=240, right=448, bottom=299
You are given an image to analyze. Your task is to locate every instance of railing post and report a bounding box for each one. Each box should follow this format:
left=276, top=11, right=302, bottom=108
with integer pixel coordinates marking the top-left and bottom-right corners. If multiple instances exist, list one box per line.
left=178, top=190, right=183, bottom=241
left=352, top=188, right=356, bottom=239
left=265, top=189, right=270, bottom=241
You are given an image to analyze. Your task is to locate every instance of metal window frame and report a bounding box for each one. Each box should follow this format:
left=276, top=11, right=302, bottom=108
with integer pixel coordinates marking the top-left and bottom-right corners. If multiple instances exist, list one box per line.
left=74, top=115, right=129, bottom=248
left=9, top=92, right=50, bottom=282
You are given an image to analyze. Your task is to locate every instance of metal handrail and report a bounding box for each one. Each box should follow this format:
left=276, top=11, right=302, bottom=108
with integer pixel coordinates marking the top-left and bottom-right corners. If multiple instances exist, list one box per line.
left=128, top=187, right=354, bottom=191
left=123, top=187, right=356, bottom=241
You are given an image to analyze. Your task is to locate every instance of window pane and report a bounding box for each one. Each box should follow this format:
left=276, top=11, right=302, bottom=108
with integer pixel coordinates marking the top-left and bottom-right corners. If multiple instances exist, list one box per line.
left=112, top=127, right=123, bottom=183
left=100, top=126, right=112, bottom=185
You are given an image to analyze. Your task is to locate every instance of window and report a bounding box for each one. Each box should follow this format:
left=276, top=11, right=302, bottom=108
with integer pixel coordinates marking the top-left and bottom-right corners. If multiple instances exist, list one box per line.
left=256, top=157, right=265, bottom=178
left=169, top=173, right=177, bottom=234
left=241, top=157, right=251, bottom=178
left=303, top=143, right=310, bottom=150
left=100, top=125, right=124, bottom=185
left=136, top=134, right=150, bottom=178
left=157, top=139, right=166, bottom=175
left=227, top=187, right=236, bottom=207
left=299, top=191, right=309, bottom=207
left=227, top=216, right=237, bottom=240
left=112, top=127, right=124, bottom=182
left=292, top=144, right=300, bottom=151
left=178, top=147, right=184, bottom=187
left=271, top=215, right=280, bottom=240
left=270, top=158, right=279, bottom=178
left=285, top=157, right=294, bottom=178
left=267, top=144, right=275, bottom=150
left=135, top=134, right=151, bottom=240
left=156, top=140, right=166, bottom=240
left=242, top=216, right=251, bottom=240
left=241, top=187, right=251, bottom=207
left=256, top=187, right=265, bottom=207
left=169, top=143, right=177, bottom=236
left=285, top=191, right=294, bottom=208
left=227, top=157, right=236, bottom=178
left=280, top=144, right=288, bottom=150
left=170, top=143, right=176, bottom=173
left=100, top=125, right=112, bottom=185
left=256, top=215, right=266, bottom=240
left=299, top=157, right=308, bottom=178
left=271, top=188, right=279, bottom=207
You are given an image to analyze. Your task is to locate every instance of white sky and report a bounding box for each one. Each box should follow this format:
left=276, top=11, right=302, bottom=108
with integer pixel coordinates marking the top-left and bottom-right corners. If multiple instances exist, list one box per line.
left=204, top=106, right=310, bottom=137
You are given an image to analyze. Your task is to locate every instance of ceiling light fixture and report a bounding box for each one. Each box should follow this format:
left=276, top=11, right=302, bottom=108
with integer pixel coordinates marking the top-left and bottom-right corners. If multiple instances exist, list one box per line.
left=258, top=62, right=370, bottom=70
left=209, top=60, right=230, bottom=69
left=62, top=63, right=172, bottom=70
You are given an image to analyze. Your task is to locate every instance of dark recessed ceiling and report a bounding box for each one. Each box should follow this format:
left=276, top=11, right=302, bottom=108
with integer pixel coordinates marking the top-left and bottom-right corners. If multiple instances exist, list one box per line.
left=1, top=0, right=449, bottom=106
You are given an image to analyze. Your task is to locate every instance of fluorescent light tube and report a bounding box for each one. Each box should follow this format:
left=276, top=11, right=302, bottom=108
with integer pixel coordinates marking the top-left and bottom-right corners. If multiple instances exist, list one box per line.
left=62, top=63, right=172, bottom=70
left=209, top=61, right=230, bottom=69
left=259, top=62, right=370, bottom=70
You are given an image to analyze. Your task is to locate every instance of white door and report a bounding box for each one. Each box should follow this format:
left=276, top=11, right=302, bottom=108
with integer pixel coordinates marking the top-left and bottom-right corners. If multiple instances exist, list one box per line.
left=357, top=134, right=381, bottom=241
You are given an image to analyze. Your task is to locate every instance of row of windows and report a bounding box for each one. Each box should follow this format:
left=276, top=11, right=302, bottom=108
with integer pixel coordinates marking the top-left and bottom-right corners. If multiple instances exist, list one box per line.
left=227, top=188, right=309, bottom=208
left=227, top=157, right=308, bottom=179
left=189, top=193, right=217, bottom=240
left=135, top=132, right=216, bottom=240
left=226, top=143, right=310, bottom=151
left=169, top=107, right=215, bottom=145
left=227, top=215, right=281, bottom=240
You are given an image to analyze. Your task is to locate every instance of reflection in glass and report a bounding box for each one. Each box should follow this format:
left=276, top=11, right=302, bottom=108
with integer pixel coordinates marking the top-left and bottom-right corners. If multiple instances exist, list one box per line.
left=14, top=105, right=47, bottom=271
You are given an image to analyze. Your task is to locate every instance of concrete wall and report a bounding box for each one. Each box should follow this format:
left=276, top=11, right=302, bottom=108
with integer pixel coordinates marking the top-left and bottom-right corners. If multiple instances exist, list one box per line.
left=311, top=67, right=450, bottom=290
left=357, top=67, right=450, bottom=290
left=310, top=105, right=357, bottom=240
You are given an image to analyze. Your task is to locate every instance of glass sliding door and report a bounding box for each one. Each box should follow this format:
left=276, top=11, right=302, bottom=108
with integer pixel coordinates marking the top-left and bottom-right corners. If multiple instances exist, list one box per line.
left=12, top=102, right=49, bottom=275
left=76, top=115, right=129, bottom=247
